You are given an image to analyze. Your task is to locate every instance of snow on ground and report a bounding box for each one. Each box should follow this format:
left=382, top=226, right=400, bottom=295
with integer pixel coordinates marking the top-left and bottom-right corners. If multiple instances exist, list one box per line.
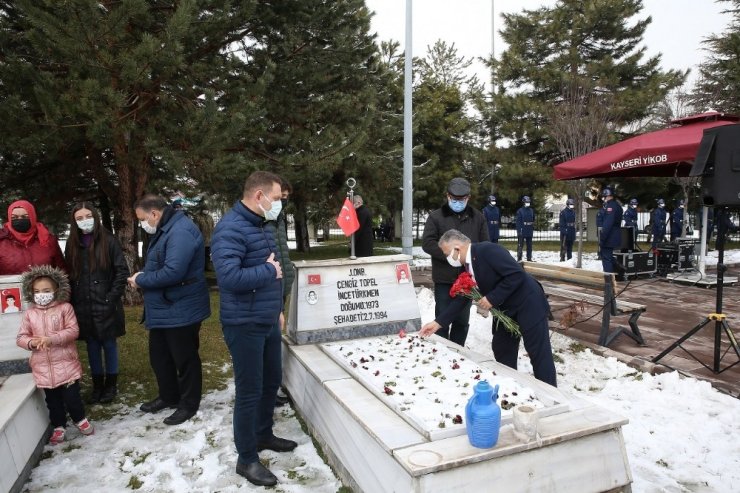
left=25, top=250, right=740, bottom=492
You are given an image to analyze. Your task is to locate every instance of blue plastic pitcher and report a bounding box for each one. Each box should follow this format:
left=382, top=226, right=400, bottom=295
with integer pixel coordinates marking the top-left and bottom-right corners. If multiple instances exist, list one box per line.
left=465, top=380, right=501, bottom=448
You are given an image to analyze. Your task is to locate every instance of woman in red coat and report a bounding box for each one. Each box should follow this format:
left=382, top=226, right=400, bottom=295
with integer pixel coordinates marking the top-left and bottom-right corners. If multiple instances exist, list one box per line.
left=0, top=199, right=66, bottom=275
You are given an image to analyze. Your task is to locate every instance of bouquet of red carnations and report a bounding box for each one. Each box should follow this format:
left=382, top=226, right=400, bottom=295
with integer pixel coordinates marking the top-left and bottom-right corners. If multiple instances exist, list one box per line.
left=449, top=272, right=521, bottom=338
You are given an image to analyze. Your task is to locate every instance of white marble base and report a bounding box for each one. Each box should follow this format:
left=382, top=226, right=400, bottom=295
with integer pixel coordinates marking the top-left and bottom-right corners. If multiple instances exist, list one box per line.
left=0, top=373, right=48, bottom=493
left=283, top=336, right=633, bottom=493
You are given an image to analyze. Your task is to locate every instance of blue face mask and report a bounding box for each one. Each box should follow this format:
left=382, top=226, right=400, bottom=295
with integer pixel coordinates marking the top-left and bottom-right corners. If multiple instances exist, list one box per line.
left=448, top=199, right=467, bottom=213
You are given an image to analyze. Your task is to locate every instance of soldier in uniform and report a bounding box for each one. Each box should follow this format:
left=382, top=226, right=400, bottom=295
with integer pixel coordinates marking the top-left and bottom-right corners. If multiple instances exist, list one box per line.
left=559, top=199, right=576, bottom=261
left=623, top=198, right=638, bottom=247
left=483, top=194, right=501, bottom=243
left=670, top=199, right=685, bottom=241
left=516, top=196, right=535, bottom=261
left=599, top=188, right=623, bottom=273
left=651, top=198, right=667, bottom=248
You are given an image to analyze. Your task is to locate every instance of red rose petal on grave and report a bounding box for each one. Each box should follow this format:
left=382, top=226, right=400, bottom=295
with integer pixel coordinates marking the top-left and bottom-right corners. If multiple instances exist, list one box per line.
left=452, top=363, right=460, bottom=370
left=399, top=329, right=407, bottom=338
left=374, top=370, right=380, bottom=376
left=474, top=374, right=480, bottom=380
left=452, top=415, right=463, bottom=424
left=384, top=386, right=395, bottom=395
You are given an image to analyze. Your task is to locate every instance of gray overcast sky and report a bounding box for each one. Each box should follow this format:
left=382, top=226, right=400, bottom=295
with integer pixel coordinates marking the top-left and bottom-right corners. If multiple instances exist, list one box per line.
left=366, top=0, right=732, bottom=87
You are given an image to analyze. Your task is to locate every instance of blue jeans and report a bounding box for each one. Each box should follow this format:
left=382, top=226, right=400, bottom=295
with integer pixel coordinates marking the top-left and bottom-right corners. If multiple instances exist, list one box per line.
left=86, top=338, right=119, bottom=375
left=434, top=283, right=472, bottom=346
left=222, top=322, right=282, bottom=465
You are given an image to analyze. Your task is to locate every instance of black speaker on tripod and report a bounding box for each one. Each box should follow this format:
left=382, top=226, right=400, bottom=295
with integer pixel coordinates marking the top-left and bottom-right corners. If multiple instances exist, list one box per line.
left=653, top=124, right=740, bottom=373
left=690, top=124, right=740, bottom=206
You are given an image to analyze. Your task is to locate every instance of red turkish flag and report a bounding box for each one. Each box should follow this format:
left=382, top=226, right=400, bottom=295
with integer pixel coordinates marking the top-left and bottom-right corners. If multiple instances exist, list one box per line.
left=336, top=198, right=359, bottom=236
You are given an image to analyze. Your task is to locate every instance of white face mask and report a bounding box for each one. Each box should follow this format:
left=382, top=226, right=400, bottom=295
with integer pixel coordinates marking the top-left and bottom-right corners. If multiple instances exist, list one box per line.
left=490, top=201, right=496, bottom=206
left=34, top=292, right=54, bottom=306
left=262, top=199, right=283, bottom=221
left=524, top=202, right=531, bottom=207
left=76, top=218, right=95, bottom=233
left=140, top=216, right=157, bottom=235
left=631, top=204, right=637, bottom=209
left=568, top=205, right=574, bottom=209
left=446, top=248, right=463, bottom=267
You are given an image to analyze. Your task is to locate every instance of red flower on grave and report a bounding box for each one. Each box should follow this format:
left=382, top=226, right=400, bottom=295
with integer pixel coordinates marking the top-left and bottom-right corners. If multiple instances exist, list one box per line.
left=452, top=415, right=463, bottom=424
left=399, top=329, right=407, bottom=338
left=384, top=386, right=395, bottom=395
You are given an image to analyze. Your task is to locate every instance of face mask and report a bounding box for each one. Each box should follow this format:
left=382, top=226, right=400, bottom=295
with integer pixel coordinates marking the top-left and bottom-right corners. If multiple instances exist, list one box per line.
left=140, top=217, right=157, bottom=235
left=490, top=201, right=496, bottom=206
left=446, top=248, right=463, bottom=267
left=448, top=199, right=467, bottom=213
left=11, top=218, right=31, bottom=233
left=34, top=292, right=54, bottom=306
left=261, top=197, right=283, bottom=221
left=76, top=218, right=95, bottom=233
left=524, top=202, right=531, bottom=207
left=631, top=205, right=637, bottom=209
left=568, top=205, right=574, bottom=209
left=659, top=204, right=664, bottom=208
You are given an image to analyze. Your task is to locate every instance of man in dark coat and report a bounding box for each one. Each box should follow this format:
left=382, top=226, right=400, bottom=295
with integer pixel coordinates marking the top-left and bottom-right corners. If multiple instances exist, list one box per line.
left=422, top=177, right=488, bottom=347
left=482, top=194, right=501, bottom=243
left=420, top=229, right=556, bottom=386
left=623, top=198, right=639, bottom=247
left=515, top=196, right=535, bottom=261
left=353, top=194, right=374, bottom=257
left=559, top=198, right=576, bottom=261
left=652, top=198, right=667, bottom=247
left=128, top=194, right=211, bottom=426
left=599, top=188, right=623, bottom=273
left=671, top=199, right=685, bottom=241
left=211, top=171, right=296, bottom=487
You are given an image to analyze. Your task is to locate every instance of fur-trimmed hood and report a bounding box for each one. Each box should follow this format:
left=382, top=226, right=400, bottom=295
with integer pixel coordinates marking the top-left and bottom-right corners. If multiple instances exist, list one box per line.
left=21, top=265, right=71, bottom=304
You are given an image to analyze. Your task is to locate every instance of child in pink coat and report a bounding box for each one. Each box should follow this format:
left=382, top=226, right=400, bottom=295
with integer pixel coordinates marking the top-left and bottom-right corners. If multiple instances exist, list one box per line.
left=17, top=265, right=94, bottom=445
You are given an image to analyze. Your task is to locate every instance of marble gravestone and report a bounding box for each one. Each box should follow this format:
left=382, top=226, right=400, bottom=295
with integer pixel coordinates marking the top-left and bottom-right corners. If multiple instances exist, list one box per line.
left=0, top=277, right=48, bottom=493
left=287, top=255, right=421, bottom=344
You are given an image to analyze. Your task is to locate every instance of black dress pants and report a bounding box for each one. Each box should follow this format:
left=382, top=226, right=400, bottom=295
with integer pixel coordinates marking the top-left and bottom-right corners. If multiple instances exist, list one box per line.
left=149, top=322, right=203, bottom=412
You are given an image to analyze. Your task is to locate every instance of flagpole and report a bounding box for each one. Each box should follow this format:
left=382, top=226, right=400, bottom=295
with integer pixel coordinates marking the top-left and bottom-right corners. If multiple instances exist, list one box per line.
left=347, top=178, right=357, bottom=259
left=402, top=0, right=413, bottom=258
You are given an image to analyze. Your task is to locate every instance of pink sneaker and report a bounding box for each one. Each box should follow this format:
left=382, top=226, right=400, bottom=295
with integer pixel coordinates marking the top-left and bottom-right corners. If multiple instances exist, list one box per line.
left=50, top=427, right=65, bottom=445
left=76, top=418, right=94, bottom=436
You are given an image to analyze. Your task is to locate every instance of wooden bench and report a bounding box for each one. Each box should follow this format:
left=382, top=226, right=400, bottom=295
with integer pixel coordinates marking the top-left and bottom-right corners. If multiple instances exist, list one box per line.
left=521, top=261, right=647, bottom=348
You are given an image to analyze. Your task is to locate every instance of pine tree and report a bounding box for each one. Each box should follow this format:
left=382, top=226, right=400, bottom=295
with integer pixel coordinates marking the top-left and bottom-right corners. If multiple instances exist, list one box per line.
left=490, top=0, right=686, bottom=171
left=691, top=0, right=740, bottom=113
left=0, top=0, right=265, bottom=265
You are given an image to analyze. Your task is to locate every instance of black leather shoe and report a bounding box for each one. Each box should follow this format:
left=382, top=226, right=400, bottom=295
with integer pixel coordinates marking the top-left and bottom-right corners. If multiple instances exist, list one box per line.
left=163, top=408, right=197, bottom=425
left=236, top=461, right=278, bottom=486
left=275, top=394, right=289, bottom=407
left=257, top=435, right=298, bottom=452
left=140, top=397, right=178, bottom=413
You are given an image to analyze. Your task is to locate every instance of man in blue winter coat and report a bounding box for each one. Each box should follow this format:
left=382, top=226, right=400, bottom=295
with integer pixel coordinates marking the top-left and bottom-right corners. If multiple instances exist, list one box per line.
left=652, top=198, right=667, bottom=247
left=210, top=171, right=295, bottom=487
left=483, top=194, right=501, bottom=243
left=516, top=196, right=535, bottom=261
left=599, top=188, right=623, bottom=273
left=129, top=194, right=211, bottom=426
left=419, top=229, right=557, bottom=386
left=559, top=199, right=576, bottom=261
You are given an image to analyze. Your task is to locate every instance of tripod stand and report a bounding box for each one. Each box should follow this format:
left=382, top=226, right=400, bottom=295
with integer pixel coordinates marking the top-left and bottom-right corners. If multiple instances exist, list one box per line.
left=652, top=207, right=740, bottom=373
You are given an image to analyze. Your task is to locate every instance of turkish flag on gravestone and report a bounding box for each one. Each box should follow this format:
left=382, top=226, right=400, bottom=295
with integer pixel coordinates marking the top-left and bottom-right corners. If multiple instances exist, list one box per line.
left=336, top=197, right=360, bottom=236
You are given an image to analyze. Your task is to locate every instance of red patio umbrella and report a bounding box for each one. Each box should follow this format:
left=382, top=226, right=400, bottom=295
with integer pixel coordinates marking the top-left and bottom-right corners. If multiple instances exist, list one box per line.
left=553, top=112, right=740, bottom=180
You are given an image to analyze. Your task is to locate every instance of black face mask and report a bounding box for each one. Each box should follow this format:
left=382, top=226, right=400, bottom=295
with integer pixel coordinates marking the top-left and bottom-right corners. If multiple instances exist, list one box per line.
left=11, top=218, right=31, bottom=233
left=281, top=198, right=289, bottom=209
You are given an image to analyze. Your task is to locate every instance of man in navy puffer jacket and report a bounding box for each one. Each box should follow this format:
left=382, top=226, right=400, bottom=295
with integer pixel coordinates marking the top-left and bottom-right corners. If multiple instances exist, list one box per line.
left=211, top=171, right=294, bottom=487
left=129, top=194, right=211, bottom=426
